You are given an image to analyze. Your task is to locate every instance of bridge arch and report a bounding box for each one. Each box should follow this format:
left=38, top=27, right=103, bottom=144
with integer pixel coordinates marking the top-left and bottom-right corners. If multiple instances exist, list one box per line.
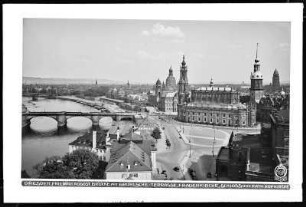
left=66, top=116, right=93, bottom=131
left=119, top=116, right=134, bottom=121
left=27, top=116, right=58, bottom=132
left=26, top=115, right=58, bottom=123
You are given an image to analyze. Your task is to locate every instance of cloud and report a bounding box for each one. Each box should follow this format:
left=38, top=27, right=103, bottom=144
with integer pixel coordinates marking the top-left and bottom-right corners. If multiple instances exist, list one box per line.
left=137, top=50, right=185, bottom=61
left=142, top=23, right=185, bottom=40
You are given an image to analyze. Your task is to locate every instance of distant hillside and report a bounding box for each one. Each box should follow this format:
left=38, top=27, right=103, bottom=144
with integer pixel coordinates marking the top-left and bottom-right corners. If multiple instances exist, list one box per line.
left=23, top=77, right=125, bottom=85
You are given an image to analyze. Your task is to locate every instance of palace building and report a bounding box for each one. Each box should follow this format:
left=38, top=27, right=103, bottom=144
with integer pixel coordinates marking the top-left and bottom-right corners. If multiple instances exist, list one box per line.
left=177, top=49, right=259, bottom=127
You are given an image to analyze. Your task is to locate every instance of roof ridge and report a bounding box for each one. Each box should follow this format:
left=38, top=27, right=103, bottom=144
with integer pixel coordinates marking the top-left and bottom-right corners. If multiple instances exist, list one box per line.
left=106, top=143, right=151, bottom=172
left=128, top=143, right=151, bottom=169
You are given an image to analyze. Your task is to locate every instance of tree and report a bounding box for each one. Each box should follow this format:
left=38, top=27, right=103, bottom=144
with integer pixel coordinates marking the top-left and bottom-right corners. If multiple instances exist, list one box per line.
left=151, top=127, right=161, bottom=142
left=62, top=149, right=99, bottom=179
left=33, top=156, right=74, bottom=179
left=33, top=150, right=100, bottom=179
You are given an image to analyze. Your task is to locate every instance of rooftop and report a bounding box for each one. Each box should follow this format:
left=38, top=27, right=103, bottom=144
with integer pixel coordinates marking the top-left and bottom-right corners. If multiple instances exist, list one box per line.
left=195, top=86, right=235, bottom=92
left=106, top=141, right=152, bottom=173
left=187, top=102, right=247, bottom=110
left=69, top=131, right=107, bottom=150
left=217, top=147, right=230, bottom=161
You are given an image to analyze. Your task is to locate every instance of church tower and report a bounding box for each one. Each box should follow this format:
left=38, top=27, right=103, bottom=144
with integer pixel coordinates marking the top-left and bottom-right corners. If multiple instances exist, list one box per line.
left=250, top=43, right=264, bottom=103
left=178, top=55, right=189, bottom=104
left=272, top=69, right=280, bottom=92
left=155, top=79, right=162, bottom=102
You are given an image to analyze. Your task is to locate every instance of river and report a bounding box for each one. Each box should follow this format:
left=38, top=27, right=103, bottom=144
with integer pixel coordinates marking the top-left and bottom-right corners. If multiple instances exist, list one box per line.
left=22, top=97, right=114, bottom=177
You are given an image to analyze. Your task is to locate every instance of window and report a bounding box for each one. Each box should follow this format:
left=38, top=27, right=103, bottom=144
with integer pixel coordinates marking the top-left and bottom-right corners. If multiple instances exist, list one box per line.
left=210, top=119, right=213, bottom=123
left=204, top=118, right=207, bottom=122
left=223, top=114, right=226, bottom=117
left=223, top=119, right=226, bottom=124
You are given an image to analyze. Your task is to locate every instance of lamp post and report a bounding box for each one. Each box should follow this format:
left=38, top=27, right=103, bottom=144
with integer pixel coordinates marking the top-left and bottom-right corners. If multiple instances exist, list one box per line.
left=189, top=139, right=191, bottom=158
left=212, top=123, right=216, bottom=157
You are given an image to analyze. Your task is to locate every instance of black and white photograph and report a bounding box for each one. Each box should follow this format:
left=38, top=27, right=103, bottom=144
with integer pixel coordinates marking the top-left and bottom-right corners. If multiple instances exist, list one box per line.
left=3, top=4, right=303, bottom=203
left=21, top=18, right=291, bottom=182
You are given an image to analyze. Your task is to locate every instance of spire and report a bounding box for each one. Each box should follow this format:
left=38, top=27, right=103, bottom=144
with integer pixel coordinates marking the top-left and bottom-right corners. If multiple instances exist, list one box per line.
left=182, top=55, right=186, bottom=66
left=169, top=66, right=173, bottom=76
left=255, top=43, right=259, bottom=63
left=209, top=77, right=214, bottom=87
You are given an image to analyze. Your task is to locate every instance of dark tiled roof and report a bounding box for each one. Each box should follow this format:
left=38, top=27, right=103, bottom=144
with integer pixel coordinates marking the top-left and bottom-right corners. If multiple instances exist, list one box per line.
left=217, top=147, right=230, bottom=161
left=106, top=141, right=152, bottom=172
left=119, top=131, right=143, bottom=143
left=270, top=109, right=290, bottom=124
left=69, top=131, right=107, bottom=150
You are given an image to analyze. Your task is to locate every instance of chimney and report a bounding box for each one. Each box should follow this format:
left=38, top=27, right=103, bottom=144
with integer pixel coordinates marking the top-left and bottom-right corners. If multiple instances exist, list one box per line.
left=116, top=127, right=120, bottom=141
left=151, top=150, right=157, bottom=173
left=246, top=147, right=251, bottom=170
left=92, top=131, right=97, bottom=149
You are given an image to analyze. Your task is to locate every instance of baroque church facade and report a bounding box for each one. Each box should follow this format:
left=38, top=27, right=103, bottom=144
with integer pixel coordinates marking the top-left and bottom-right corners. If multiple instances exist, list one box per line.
left=148, top=66, right=178, bottom=113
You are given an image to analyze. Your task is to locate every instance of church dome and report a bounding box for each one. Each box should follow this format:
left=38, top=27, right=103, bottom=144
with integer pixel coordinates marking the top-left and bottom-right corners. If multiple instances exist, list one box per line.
left=156, top=79, right=161, bottom=86
left=273, top=69, right=279, bottom=76
left=165, top=67, right=176, bottom=91
left=280, top=88, right=285, bottom=96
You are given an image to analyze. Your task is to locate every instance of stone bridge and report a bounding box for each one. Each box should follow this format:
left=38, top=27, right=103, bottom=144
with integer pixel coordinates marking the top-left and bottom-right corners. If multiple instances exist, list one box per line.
left=22, top=111, right=137, bottom=129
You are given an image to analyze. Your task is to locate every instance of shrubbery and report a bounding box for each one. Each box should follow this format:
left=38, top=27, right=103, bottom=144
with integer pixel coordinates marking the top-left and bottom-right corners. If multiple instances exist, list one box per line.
left=33, top=149, right=102, bottom=179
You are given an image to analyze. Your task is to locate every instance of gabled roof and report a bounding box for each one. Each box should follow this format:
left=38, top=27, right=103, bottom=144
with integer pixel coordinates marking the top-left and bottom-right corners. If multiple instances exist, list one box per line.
left=106, top=141, right=152, bottom=172
left=119, top=131, right=143, bottom=143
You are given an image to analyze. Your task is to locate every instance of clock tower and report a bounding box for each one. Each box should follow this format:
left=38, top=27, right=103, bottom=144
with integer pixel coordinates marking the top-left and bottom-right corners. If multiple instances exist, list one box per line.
left=250, top=43, right=264, bottom=103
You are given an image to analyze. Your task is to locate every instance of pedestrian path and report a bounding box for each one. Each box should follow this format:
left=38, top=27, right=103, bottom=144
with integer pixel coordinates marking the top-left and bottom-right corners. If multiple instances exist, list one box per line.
left=155, top=125, right=169, bottom=153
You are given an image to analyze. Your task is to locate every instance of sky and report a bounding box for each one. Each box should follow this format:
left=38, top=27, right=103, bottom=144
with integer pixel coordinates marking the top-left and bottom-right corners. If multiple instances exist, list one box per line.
left=23, top=19, right=290, bottom=85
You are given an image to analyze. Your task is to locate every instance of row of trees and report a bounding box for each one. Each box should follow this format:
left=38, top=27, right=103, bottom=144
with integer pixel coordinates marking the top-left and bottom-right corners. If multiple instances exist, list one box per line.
left=31, top=150, right=105, bottom=179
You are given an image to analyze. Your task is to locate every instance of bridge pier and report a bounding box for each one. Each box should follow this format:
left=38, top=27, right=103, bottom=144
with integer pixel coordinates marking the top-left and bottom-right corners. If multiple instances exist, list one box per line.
left=56, top=113, right=67, bottom=130
left=22, top=115, right=30, bottom=134
left=91, top=115, right=100, bottom=129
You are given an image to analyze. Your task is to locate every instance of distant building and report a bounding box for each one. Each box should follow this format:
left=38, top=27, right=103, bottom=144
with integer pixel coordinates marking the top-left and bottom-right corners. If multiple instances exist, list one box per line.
left=257, top=93, right=290, bottom=123
left=270, top=109, right=289, bottom=168
left=216, top=132, right=275, bottom=182
left=69, top=131, right=112, bottom=162
left=177, top=55, right=256, bottom=127
left=272, top=69, right=281, bottom=92
left=256, top=95, right=275, bottom=123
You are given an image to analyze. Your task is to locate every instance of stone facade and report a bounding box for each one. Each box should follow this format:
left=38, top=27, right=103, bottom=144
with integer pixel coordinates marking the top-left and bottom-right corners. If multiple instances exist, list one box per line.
left=177, top=55, right=256, bottom=127
left=148, top=67, right=178, bottom=113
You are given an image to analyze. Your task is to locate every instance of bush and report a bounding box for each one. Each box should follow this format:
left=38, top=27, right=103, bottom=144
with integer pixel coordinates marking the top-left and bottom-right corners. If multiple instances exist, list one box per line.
left=151, top=127, right=161, bottom=141
left=33, top=150, right=100, bottom=179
